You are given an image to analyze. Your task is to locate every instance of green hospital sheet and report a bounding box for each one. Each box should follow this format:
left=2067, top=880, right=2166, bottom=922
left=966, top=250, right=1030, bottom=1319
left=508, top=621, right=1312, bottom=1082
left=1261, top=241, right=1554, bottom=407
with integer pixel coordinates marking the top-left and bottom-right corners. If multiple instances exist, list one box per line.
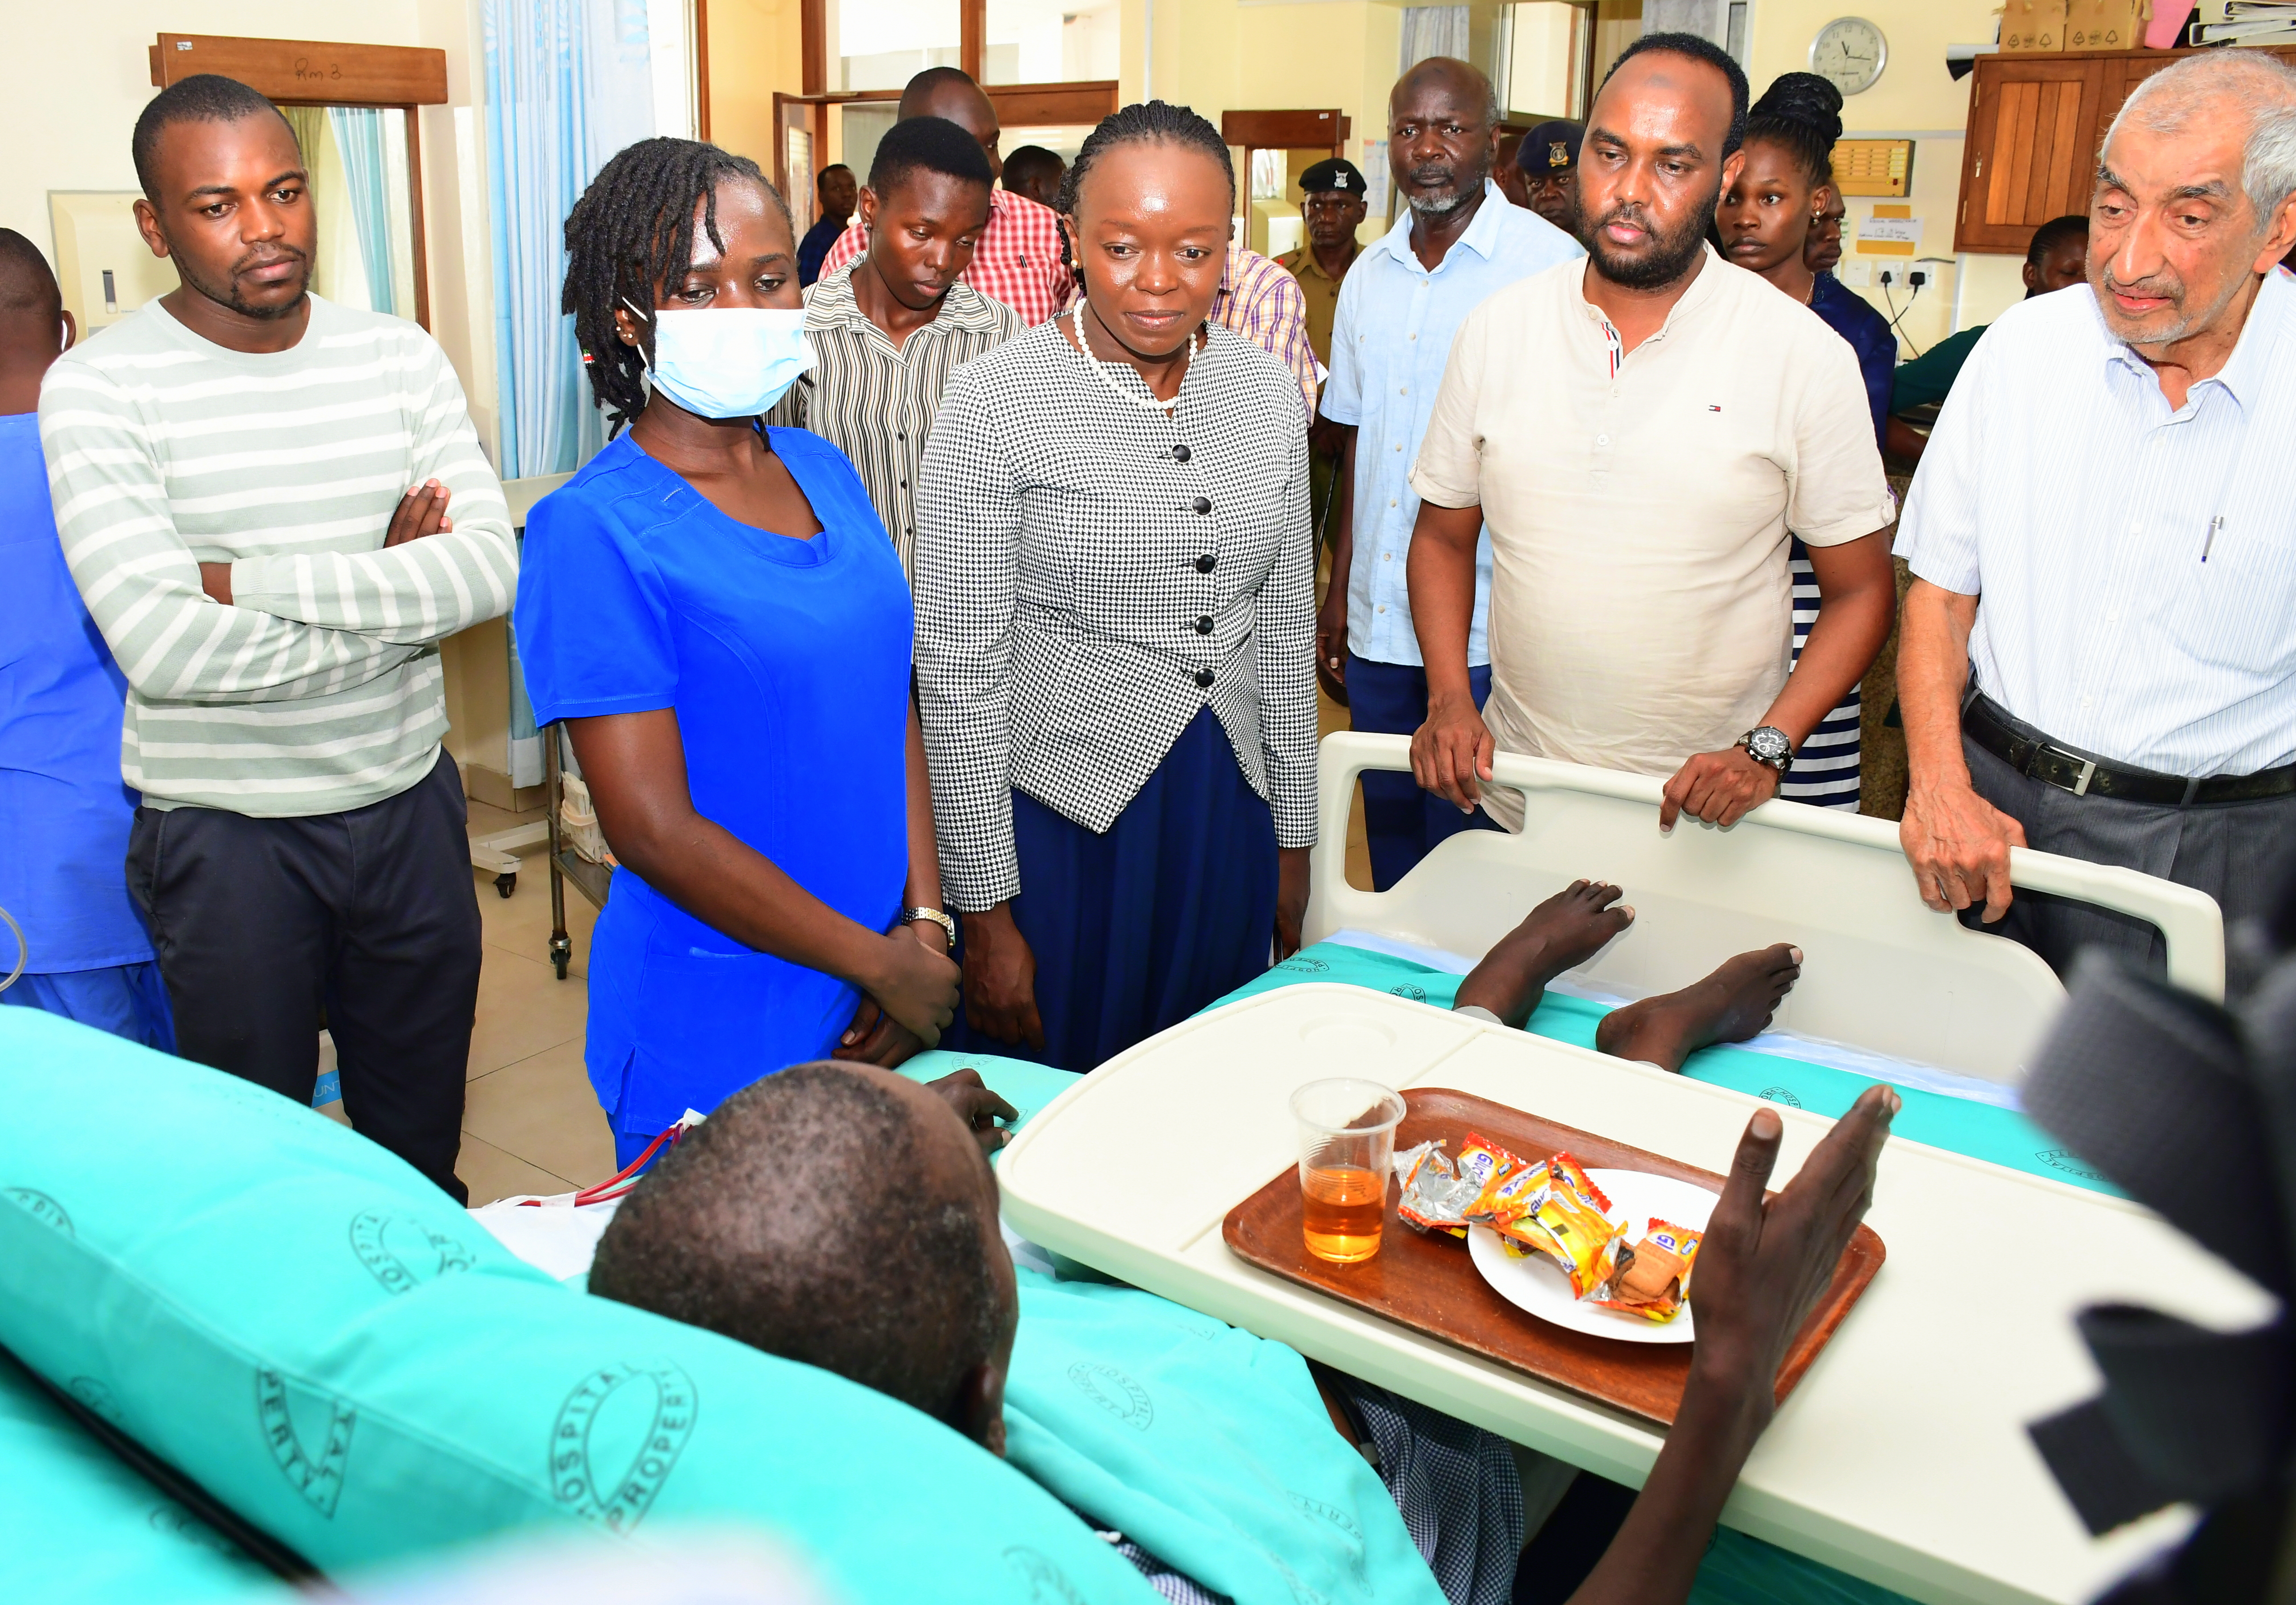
left=1214, top=942, right=2112, bottom=1195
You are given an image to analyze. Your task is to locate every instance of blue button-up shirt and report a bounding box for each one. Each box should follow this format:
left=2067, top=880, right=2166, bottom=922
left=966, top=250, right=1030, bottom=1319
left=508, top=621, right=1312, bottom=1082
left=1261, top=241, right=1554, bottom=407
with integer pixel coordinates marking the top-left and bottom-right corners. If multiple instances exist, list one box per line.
left=1321, top=181, right=1581, bottom=666
left=1898, top=268, right=2296, bottom=777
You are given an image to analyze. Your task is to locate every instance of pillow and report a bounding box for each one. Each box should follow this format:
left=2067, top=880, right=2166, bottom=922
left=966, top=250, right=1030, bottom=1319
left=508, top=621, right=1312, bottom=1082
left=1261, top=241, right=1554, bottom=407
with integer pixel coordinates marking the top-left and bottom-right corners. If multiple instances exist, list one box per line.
left=0, top=1008, right=1157, bottom=1605
left=0, top=1349, right=280, bottom=1605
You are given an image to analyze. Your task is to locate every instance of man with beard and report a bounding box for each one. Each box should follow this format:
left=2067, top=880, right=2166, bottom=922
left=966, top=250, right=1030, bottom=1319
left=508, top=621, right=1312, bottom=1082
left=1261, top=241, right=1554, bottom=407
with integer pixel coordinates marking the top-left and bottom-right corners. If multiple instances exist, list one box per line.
left=1894, top=51, right=2296, bottom=979
left=1318, top=57, right=1580, bottom=888
left=1405, top=33, right=1895, bottom=839
left=37, top=75, right=515, bottom=1199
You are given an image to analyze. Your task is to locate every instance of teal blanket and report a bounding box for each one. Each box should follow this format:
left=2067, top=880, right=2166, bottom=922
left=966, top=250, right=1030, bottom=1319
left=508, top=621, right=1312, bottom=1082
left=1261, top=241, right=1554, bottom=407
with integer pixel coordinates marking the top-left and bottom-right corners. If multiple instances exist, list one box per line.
left=1218, top=940, right=2112, bottom=1195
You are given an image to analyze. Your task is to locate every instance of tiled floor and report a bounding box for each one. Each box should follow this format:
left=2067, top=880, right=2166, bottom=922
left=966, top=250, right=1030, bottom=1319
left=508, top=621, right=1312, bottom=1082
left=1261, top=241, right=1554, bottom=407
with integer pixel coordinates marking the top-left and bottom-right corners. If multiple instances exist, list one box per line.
left=341, top=707, right=1376, bottom=1206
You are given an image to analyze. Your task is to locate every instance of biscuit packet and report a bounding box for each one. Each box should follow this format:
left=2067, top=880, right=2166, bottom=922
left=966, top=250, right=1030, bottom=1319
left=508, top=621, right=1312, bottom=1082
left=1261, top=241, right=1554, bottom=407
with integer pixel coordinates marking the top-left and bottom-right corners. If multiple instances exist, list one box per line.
left=1592, top=1218, right=1705, bottom=1323
left=1397, top=1132, right=1527, bottom=1238
left=1489, top=1152, right=1624, bottom=1298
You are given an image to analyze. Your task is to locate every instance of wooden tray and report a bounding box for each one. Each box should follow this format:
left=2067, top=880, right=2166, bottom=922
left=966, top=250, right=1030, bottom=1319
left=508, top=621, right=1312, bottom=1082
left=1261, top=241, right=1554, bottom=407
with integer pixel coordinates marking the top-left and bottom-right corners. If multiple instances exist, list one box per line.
left=1222, top=1088, right=1885, bottom=1427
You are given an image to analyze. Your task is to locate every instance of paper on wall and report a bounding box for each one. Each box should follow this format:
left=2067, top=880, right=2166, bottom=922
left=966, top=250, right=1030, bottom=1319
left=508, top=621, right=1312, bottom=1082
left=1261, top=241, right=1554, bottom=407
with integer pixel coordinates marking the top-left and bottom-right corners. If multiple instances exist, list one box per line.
left=1858, top=214, right=1922, bottom=256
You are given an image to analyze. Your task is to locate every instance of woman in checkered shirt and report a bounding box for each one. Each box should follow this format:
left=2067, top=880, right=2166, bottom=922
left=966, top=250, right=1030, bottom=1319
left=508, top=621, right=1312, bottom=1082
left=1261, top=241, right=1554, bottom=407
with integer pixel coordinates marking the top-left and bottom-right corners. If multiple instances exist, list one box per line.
left=914, top=102, right=1319, bottom=1072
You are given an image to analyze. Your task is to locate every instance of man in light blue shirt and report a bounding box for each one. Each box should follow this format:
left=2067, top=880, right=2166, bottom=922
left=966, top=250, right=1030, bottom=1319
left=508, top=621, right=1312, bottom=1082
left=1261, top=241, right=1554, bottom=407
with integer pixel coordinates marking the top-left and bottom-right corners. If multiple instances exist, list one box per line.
left=1896, top=52, right=2296, bottom=978
left=1318, top=57, right=1582, bottom=890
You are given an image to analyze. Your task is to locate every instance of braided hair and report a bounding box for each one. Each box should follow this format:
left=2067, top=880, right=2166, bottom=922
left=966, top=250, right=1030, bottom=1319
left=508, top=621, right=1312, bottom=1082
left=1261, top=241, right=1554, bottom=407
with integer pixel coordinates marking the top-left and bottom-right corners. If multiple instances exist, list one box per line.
left=562, top=137, right=791, bottom=435
left=1744, top=72, right=1844, bottom=190
left=1053, top=100, right=1235, bottom=281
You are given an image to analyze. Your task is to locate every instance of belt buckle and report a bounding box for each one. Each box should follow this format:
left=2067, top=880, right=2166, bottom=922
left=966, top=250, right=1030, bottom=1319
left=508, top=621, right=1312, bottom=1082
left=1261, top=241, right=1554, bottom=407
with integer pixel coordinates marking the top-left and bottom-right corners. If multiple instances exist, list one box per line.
left=2052, top=749, right=2098, bottom=797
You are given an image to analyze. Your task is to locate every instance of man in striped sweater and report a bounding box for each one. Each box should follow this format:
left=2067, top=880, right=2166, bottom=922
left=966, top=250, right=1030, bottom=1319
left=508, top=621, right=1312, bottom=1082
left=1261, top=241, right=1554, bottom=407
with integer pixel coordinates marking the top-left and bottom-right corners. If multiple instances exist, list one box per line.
left=40, top=75, right=515, bottom=1200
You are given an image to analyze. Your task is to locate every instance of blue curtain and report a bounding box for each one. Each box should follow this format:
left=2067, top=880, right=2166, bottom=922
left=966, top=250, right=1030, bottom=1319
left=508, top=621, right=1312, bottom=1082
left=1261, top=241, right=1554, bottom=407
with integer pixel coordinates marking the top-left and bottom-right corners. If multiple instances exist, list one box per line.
left=327, top=108, right=397, bottom=317
left=483, top=0, right=656, bottom=480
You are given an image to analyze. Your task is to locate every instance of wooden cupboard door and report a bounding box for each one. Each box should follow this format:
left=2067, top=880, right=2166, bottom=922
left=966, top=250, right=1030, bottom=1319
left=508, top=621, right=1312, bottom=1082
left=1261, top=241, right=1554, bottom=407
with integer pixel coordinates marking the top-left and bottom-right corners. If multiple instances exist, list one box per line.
left=2100, top=45, right=2296, bottom=134
left=1956, top=57, right=2106, bottom=253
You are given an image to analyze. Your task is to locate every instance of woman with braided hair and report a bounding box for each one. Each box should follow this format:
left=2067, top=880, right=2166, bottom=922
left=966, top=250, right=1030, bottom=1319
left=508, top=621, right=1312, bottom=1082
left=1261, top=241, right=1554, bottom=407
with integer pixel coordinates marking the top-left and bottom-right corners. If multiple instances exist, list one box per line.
left=1715, top=72, right=1898, bottom=811
left=914, top=101, right=1318, bottom=1071
left=512, top=138, right=968, bottom=1167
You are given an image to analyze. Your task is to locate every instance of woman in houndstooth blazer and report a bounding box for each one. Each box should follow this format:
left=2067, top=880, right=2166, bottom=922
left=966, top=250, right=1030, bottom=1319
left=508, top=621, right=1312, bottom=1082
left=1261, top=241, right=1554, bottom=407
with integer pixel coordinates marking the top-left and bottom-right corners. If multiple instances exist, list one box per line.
left=914, top=101, right=1319, bottom=1073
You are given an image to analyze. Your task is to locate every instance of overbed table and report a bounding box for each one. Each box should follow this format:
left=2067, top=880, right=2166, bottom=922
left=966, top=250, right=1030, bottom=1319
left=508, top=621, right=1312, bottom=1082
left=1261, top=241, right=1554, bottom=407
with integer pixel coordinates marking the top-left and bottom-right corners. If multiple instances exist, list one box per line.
left=998, top=984, right=2267, bottom=1605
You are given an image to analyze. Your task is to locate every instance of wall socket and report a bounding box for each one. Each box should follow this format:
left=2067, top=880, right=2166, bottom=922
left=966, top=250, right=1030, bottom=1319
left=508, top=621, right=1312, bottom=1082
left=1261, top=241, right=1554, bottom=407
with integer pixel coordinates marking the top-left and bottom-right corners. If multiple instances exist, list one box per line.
left=1838, top=259, right=1873, bottom=287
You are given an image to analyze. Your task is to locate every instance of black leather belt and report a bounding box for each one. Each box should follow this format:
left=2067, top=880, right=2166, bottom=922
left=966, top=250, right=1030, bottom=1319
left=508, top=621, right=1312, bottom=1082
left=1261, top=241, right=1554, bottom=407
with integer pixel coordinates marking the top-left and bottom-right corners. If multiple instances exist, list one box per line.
left=1963, top=693, right=2296, bottom=807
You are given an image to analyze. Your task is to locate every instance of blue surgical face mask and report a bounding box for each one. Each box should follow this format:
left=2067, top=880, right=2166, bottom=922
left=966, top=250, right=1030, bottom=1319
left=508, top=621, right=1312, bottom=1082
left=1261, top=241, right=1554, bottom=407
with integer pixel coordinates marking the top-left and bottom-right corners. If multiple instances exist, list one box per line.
left=625, top=299, right=814, bottom=419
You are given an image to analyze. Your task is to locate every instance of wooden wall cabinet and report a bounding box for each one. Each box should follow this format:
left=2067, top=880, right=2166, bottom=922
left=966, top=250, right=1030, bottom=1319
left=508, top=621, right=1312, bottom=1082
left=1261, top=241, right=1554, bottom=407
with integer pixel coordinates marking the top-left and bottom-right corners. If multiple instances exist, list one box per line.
left=1955, top=44, right=2296, bottom=253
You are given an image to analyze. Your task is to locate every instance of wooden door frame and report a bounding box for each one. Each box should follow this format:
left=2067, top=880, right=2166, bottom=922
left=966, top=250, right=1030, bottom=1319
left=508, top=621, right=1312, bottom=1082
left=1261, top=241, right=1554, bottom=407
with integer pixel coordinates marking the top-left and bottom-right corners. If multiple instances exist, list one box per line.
left=1220, top=109, right=1352, bottom=229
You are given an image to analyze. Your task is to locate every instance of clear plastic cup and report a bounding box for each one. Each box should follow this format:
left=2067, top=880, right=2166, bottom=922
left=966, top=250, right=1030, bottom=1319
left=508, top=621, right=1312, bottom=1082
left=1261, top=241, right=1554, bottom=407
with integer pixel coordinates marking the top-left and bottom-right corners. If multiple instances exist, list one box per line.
left=1291, top=1078, right=1407, bottom=1264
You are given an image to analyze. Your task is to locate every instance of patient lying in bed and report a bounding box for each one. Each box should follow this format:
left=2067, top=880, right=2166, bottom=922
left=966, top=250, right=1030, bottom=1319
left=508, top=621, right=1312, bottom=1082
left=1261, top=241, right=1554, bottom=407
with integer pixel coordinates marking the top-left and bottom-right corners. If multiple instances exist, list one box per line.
left=589, top=1057, right=1898, bottom=1605
left=1450, top=880, right=1802, bottom=1071
left=588, top=1061, right=1527, bottom=1605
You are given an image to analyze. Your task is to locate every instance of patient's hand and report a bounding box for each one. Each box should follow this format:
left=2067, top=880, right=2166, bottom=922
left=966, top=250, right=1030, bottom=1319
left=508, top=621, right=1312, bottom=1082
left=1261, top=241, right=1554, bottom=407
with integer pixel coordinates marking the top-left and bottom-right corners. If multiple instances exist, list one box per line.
left=1562, top=1086, right=1897, bottom=1605
left=925, top=1068, right=1020, bottom=1154
left=1688, top=1085, right=1897, bottom=1420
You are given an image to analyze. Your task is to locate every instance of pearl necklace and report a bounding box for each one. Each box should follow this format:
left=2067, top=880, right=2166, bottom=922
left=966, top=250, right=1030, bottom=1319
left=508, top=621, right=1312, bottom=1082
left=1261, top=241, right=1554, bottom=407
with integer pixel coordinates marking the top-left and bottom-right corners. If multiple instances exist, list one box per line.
left=1071, top=303, right=1193, bottom=415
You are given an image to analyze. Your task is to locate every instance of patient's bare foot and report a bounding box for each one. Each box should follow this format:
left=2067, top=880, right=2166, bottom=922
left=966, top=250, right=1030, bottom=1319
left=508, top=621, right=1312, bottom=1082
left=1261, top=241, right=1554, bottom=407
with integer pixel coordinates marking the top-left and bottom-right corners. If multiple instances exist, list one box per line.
left=1594, top=944, right=1803, bottom=1073
left=1453, top=880, right=1636, bottom=1028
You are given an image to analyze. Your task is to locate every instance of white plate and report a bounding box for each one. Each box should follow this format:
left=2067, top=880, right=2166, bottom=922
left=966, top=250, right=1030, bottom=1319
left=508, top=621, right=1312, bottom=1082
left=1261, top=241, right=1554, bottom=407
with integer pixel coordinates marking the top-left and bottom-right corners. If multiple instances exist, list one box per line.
left=1466, top=1168, right=1720, bottom=1345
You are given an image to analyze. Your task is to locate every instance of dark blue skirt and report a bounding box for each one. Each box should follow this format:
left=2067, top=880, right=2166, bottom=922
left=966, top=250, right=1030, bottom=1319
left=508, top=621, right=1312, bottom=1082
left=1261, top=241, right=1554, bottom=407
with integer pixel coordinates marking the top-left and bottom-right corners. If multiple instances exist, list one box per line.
left=944, top=707, right=1279, bottom=1072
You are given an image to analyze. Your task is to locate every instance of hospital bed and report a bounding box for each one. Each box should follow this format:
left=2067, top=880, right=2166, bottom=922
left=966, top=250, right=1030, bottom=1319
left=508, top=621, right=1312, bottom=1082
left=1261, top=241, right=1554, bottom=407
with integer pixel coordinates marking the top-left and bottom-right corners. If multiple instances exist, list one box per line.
left=996, top=734, right=2243, bottom=1605
left=1308, top=732, right=2225, bottom=1080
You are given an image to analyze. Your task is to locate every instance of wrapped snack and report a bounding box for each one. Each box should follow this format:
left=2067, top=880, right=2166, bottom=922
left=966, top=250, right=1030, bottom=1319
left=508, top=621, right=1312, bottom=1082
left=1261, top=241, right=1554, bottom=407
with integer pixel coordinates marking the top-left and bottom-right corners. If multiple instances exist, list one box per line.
left=1399, top=1133, right=1525, bottom=1238
left=1594, top=1219, right=1705, bottom=1323
left=1489, top=1153, right=1623, bottom=1298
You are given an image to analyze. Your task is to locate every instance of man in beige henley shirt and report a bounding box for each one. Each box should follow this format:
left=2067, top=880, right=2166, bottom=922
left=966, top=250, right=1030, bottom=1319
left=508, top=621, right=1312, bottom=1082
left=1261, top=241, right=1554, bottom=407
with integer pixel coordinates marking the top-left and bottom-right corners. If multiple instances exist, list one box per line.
left=1408, top=33, right=1897, bottom=833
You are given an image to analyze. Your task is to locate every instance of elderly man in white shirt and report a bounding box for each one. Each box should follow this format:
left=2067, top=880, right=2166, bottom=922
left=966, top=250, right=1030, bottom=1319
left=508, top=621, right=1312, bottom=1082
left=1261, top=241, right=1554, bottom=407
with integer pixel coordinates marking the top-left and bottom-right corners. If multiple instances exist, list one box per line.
left=1896, top=51, right=2296, bottom=976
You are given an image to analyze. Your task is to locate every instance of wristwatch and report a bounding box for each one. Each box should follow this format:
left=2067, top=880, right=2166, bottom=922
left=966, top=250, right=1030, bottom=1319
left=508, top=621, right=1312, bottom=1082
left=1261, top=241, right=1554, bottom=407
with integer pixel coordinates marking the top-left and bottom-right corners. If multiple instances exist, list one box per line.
left=1738, top=726, right=1794, bottom=775
left=902, top=906, right=957, bottom=948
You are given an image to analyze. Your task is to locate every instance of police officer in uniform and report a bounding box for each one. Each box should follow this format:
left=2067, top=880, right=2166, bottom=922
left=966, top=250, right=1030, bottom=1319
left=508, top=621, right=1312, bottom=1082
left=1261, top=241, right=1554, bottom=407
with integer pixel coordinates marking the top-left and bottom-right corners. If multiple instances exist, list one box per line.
left=1275, top=157, right=1368, bottom=372
left=1276, top=157, right=1370, bottom=584
left=1515, top=118, right=1582, bottom=236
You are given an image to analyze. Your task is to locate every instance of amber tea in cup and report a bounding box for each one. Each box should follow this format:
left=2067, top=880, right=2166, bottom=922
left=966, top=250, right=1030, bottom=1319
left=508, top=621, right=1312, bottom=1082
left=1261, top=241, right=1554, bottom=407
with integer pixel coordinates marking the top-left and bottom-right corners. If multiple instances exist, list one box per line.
left=1291, top=1078, right=1406, bottom=1263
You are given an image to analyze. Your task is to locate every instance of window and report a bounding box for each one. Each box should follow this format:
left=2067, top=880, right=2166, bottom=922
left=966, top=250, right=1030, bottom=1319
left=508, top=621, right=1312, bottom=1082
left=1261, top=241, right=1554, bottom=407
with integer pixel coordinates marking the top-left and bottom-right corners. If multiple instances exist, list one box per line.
left=1500, top=2, right=1596, bottom=119
left=835, top=0, right=962, bottom=92
left=984, top=0, right=1121, bottom=84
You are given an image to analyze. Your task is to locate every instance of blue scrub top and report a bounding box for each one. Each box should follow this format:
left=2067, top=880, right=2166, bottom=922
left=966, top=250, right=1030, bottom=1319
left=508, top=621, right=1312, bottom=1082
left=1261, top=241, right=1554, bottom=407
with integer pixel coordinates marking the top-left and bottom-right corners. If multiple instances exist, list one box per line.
left=1809, top=271, right=1898, bottom=451
left=0, top=411, right=152, bottom=975
left=514, top=427, right=914, bottom=1134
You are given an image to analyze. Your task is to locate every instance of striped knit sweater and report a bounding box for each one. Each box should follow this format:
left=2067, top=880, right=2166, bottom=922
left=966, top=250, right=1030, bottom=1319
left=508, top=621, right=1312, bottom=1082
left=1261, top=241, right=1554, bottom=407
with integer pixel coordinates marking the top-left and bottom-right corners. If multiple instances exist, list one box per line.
left=39, top=295, right=515, bottom=817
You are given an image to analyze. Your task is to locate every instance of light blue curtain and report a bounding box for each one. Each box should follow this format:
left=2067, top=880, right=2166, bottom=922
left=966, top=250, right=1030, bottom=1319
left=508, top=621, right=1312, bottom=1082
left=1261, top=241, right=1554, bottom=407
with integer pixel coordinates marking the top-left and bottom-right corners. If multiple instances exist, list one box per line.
left=485, top=0, right=655, bottom=786
left=483, top=0, right=656, bottom=481
left=327, top=108, right=397, bottom=317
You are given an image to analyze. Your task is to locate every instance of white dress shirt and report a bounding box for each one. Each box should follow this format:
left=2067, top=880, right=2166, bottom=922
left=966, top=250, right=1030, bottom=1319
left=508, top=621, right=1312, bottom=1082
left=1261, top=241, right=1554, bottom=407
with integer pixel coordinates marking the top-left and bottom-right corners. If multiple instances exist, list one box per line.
left=1897, top=269, right=2296, bottom=778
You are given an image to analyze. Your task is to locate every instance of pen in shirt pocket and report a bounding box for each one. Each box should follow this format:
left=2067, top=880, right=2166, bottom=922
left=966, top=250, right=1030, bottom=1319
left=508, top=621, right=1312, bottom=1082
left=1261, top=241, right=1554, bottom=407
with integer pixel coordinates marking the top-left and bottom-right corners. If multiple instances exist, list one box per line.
left=2203, top=515, right=2223, bottom=563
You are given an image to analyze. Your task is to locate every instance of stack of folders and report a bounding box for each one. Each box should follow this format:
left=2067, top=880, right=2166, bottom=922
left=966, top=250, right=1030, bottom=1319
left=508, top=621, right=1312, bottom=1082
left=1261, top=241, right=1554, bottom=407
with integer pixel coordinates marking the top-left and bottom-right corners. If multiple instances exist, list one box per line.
left=2197, top=2, right=2296, bottom=43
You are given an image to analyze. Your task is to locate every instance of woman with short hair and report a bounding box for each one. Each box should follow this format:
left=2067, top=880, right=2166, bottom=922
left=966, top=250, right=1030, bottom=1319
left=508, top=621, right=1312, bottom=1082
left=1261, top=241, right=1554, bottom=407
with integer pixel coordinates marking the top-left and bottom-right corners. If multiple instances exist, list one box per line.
left=915, top=101, right=1318, bottom=1072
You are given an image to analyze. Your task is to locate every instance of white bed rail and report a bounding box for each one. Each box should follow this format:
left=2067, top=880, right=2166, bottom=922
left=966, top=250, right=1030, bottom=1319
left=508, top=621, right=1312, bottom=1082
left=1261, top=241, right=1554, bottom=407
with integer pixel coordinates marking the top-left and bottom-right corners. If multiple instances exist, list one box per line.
left=1306, top=734, right=2224, bottom=1081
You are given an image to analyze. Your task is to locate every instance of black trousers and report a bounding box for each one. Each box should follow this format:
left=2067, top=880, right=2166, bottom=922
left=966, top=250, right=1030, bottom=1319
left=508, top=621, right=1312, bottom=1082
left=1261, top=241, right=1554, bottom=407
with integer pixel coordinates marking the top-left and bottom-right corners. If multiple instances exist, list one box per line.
left=126, top=750, right=480, bottom=1202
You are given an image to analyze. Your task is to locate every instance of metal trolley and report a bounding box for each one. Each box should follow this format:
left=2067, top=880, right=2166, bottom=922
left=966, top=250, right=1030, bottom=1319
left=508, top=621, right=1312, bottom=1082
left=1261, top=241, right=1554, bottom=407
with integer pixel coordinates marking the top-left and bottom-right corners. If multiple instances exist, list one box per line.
left=459, top=472, right=605, bottom=976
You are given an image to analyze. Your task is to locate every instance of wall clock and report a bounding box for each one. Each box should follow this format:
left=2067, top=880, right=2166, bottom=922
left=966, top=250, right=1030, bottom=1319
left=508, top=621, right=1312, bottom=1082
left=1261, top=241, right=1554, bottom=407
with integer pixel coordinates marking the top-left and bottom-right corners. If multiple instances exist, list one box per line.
left=1810, top=17, right=1887, bottom=97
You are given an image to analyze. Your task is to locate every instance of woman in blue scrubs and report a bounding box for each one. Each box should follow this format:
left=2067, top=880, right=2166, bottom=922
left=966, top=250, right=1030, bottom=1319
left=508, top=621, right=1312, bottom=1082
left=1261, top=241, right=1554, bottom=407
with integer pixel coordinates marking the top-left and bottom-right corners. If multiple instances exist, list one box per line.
left=515, top=139, right=962, bottom=1165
